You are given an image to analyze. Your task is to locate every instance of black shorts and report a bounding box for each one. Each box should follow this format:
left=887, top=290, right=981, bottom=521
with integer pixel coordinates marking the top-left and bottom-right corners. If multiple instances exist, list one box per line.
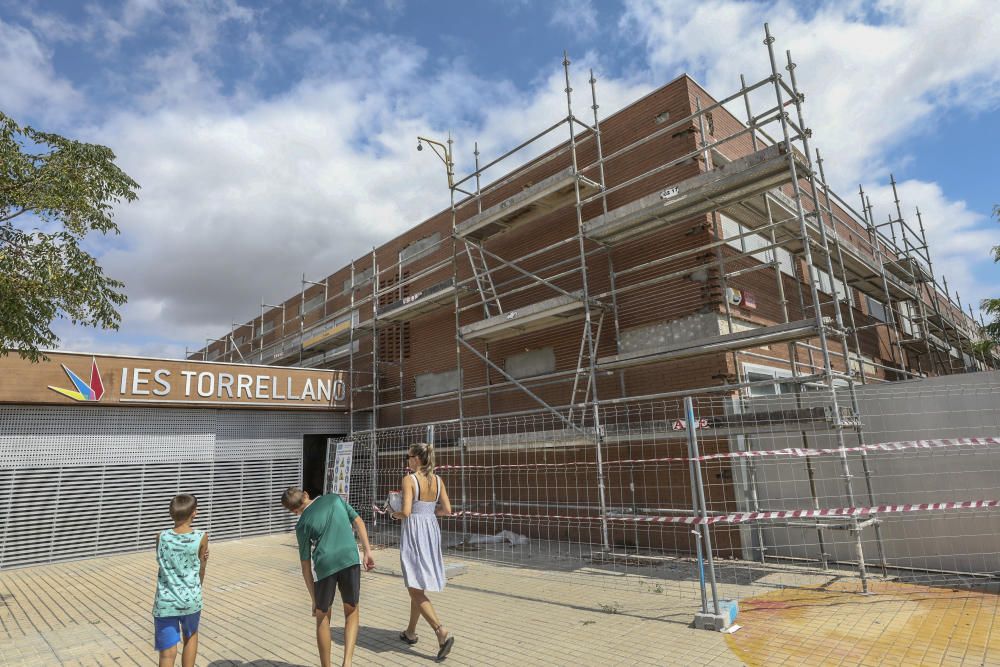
left=314, top=564, right=361, bottom=611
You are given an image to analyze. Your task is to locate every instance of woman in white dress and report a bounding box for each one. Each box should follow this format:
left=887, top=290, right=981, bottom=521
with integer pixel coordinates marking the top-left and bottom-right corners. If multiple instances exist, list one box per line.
left=391, top=443, right=455, bottom=661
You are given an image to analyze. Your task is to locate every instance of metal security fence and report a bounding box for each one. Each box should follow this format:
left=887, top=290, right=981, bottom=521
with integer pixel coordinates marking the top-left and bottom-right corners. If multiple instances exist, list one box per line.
left=0, top=406, right=349, bottom=569
left=343, top=373, right=1000, bottom=615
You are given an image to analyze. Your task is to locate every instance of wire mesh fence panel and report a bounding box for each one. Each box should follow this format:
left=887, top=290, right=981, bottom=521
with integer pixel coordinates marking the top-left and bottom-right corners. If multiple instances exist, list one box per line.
left=333, top=379, right=1000, bottom=608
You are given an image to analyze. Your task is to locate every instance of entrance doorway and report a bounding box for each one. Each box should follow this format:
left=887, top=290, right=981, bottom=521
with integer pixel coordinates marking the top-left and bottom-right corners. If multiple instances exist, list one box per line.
left=302, top=435, right=331, bottom=498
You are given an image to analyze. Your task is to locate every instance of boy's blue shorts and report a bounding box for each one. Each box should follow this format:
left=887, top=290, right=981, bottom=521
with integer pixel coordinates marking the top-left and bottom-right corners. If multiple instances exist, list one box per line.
left=153, top=611, right=201, bottom=651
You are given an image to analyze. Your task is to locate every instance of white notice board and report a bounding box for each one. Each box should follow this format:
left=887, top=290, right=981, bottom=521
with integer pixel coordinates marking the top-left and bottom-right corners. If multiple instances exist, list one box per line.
left=326, top=439, right=354, bottom=501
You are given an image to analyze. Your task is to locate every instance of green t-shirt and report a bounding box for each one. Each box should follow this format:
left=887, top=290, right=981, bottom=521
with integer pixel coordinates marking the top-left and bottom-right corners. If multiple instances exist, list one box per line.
left=295, top=494, right=360, bottom=580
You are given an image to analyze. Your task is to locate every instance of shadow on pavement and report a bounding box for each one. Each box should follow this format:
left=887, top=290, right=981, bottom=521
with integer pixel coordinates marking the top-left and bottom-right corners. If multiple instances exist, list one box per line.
left=207, top=662, right=309, bottom=667
left=332, top=625, right=428, bottom=658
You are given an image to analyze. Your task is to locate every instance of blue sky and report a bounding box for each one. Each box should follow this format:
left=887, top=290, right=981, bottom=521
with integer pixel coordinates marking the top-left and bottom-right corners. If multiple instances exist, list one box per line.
left=2, top=0, right=998, bottom=358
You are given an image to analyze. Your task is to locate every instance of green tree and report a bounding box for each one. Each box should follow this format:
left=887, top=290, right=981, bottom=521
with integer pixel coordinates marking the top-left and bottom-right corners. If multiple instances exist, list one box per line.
left=1, top=111, right=139, bottom=361
left=974, top=205, right=1000, bottom=357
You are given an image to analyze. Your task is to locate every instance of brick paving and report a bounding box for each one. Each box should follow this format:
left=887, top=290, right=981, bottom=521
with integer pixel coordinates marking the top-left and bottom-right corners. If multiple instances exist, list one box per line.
left=2, top=533, right=998, bottom=666
left=0, top=533, right=740, bottom=666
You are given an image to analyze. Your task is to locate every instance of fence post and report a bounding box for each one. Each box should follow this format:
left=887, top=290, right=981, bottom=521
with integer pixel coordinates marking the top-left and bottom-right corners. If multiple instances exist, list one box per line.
left=687, top=396, right=735, bottom=630
left=687, top=410, right=709, bottom=616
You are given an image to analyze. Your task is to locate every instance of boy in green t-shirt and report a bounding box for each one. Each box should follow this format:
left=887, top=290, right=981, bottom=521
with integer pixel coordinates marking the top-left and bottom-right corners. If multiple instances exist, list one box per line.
left=282, top=486, right=375, bottom=667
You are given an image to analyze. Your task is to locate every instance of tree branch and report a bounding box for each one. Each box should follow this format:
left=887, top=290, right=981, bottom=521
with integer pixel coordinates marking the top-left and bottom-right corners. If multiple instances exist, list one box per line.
left=0, top=207, right=36, bottom=225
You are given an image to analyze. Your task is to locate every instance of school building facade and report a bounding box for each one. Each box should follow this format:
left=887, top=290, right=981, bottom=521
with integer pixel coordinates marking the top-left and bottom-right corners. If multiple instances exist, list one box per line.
left=0, top=351, right=350, bottom=569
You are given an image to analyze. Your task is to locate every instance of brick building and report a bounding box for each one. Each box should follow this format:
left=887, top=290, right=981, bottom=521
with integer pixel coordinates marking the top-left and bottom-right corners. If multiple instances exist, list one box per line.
left=193, top=52, right=990, bottom=559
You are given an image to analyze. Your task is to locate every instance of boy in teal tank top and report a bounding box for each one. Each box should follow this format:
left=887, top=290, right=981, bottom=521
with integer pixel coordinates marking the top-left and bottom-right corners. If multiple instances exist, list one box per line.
left=153, top=494, right=209, bottom=667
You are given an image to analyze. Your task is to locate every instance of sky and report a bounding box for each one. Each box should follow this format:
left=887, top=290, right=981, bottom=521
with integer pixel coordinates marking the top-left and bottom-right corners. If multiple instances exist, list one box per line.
left=3, top=0, right=999, bottom=359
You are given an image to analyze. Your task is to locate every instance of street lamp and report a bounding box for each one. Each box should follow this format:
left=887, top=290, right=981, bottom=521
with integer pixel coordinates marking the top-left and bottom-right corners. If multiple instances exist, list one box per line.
left=416, top=134, right=455, bottom=189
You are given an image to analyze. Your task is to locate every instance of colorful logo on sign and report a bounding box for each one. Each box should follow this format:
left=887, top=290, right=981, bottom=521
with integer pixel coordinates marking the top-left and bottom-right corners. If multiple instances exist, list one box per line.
left=48, top=358, right=105, bottom=402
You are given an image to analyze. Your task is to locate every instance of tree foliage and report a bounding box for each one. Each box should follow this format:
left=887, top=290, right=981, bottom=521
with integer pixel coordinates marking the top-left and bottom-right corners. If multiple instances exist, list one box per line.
left=1, top=111, right=139, bottom=361
left=973, top=205, right=1000, bottom=357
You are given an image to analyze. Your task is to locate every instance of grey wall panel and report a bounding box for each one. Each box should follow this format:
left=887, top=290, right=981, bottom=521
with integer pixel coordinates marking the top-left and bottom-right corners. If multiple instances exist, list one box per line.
left=745, top=371, right=1000, bottom=575
left=0, top=405, right=347, bottom=569
left=214, top=410, right=349, bottom=461
left=0, top=406, right=215, bottom=468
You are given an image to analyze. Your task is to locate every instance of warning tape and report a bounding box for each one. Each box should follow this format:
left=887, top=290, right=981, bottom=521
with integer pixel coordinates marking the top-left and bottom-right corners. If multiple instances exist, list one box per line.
left=428, top=436, right=1000, bottom=471
left=450, top=499, right=1000, bottom=526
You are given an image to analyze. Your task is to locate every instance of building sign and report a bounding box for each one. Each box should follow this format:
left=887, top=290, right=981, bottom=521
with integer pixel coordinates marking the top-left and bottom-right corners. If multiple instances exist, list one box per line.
left=48, top=358, right=106, bottom=402
left=326, top=440, right=354, bottom=500
left=0, top=351, right=348, bottom=410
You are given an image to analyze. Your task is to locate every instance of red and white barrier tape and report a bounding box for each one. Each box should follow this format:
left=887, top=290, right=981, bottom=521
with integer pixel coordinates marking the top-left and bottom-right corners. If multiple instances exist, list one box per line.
left=450, top=499, right=1000, bottom=526
left=428, top=436, right=1000, bottom=471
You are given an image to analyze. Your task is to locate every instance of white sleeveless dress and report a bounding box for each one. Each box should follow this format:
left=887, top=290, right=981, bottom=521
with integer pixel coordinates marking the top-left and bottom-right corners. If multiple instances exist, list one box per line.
left=399, top=473, right=446, bottom=592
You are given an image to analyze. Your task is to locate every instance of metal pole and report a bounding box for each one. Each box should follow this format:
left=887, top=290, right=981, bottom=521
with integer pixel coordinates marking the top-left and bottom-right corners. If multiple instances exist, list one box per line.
left=686, top=404, right=709, bottom=615
left=590, top=70, right=632, bottom=545
left=767, top=26, right=868, bottom=591
left=859, top=187, right=907, bottom=376
left=890, top=177, right=939, bottom=374
left=348, top=262, right=356, bottom=433
left=564, top=51, right=610, bottom=551
left=814, top=155, right=888, bottom=574
left=446, top=147, right=470, bottom=543
left=686, top=397, right=720, bottom=616
left=916, top=207, right=959, bottom=373
left=370, top=249, right=379, bottom=526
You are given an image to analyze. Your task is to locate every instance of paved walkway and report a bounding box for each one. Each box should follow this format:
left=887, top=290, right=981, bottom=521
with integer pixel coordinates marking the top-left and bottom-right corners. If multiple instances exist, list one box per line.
left=2, top=533, right=998, bottom=666
left=0, top=533, right=738, bottom=666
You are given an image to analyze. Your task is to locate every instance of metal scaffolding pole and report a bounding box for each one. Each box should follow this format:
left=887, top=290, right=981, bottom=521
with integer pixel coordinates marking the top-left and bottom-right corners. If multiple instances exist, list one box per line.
left=564, top=52, right=609, bottom=550
left=767, top=25, right=868, bottom=591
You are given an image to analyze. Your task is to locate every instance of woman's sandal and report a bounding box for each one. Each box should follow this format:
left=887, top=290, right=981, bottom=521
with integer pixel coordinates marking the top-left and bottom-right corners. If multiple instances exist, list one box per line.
left=433, top=625, right=454, bottom=662
left=399, top=630, right=418, bottom=645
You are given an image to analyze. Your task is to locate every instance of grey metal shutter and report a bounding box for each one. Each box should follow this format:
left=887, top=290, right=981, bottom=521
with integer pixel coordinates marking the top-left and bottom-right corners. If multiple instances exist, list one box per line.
left=0, top=405, right=348, bottom=569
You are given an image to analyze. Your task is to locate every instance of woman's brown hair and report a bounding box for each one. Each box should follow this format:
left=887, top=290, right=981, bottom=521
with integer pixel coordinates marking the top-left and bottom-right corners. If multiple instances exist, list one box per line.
left=407, top=442, right=435, bottom=475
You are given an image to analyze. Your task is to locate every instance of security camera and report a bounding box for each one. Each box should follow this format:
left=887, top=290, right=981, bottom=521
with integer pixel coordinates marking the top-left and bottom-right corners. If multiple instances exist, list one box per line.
left=417, top=142, right=423, bottom=151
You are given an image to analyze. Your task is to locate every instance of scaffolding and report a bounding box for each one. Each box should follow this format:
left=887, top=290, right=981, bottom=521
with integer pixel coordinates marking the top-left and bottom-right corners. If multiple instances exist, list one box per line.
left=192, top=25, right=995, bottom=592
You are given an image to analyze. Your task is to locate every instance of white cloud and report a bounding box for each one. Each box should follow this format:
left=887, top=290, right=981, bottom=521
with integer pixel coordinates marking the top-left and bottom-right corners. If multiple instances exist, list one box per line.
left=51, top=326, right=188, bottom=360
left=861, top=179, right=994, bottom=312
left=550, top=0, right=599, bottom=36
left=621, top=0, right=1000, bottom=186
left=0, top=19, right=81, bottom=121
left=82, top=37, right=650, bottom=348
left=621, top=0, right=1000, bottom=313
left=10, top=1, right=999, bottom=356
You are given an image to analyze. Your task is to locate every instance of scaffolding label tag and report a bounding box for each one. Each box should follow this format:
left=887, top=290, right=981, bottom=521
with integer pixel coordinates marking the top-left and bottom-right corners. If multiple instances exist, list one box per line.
left=672, top=418, right=710, bottom=431
left=660, top=186, right=680, bottom=200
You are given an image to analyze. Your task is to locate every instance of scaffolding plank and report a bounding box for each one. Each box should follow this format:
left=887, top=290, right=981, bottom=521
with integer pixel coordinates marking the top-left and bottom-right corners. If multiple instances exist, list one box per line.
left=899, top=330, right=949, bottom=353
left=301, top=319, right=354, bottom=352
left=583, top=144, right=806, bottom=244
left=725, top=190, right=918, bottom=303
left=598, top=317, right=829, bottom=370
left=378, top=279, right=458, bottom=322
left=884, top=256, right=933, bottom=284
left=454, top=167, right=599, bottom=241
left=459, top=292, right=587, bottom=342
left=260, top=340, right=301, bottom=365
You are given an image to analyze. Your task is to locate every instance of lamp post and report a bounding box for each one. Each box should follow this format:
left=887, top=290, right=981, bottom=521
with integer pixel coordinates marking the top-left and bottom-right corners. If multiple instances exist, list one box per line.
left=417, top=132, right=467, bottom=542
left=417, top=135, right=455, bottom=189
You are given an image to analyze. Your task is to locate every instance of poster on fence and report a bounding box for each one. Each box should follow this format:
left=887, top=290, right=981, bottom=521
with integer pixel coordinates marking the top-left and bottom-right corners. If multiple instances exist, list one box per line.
left=326, top=440, right=354, bottom=501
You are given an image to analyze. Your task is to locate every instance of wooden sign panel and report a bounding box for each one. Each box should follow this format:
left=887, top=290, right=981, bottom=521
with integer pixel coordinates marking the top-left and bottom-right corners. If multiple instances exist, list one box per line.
left=0, top=351, right=348, bottom=410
